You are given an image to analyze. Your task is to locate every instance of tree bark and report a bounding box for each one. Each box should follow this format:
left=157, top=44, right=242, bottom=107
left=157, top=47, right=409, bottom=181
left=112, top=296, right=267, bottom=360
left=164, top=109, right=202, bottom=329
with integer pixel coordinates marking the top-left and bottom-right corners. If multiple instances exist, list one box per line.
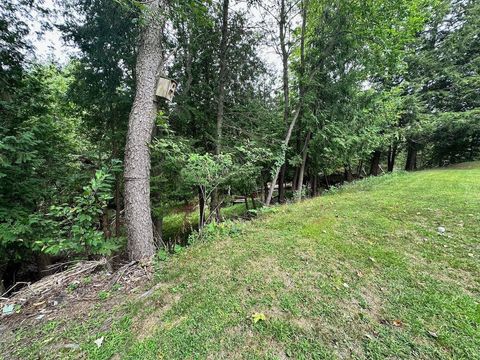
left=198, top=186, right=206, bottom=230
left=296, top=131, right=311, bottom=201
left=370, top=150, right=381, bottom=176
left=102, top=208, right=111, bottom=239
left=405, top=141, right=417, bottom=171
left=266, top=107, right=301, bottom=205
left=251, top=194, right=257, bottom=209
left=387, top=144, right=398, bottom=172
left=292, top=166, right=299, bottom=193
left=279, top=0, right=289, bottom=129
left=211, top=0, right=229, bottom=222
left=278, top=163, right=286, bottom=203
left=124, top=1, right=165, bottom=261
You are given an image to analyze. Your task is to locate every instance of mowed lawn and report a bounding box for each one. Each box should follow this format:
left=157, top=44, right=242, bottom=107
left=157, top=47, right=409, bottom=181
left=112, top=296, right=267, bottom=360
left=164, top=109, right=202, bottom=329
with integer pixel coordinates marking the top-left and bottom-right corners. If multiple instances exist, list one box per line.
left=6, top=164, right=480, bottom=359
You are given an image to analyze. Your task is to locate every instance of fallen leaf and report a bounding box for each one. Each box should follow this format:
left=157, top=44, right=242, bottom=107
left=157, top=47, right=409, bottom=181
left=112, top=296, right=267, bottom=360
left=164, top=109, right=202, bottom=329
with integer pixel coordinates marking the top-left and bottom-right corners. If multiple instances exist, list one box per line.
left=2, top=304, right=14, bottom=316
left=251, top=312, right=266, bottom=324
left=428, top=331, right=438, bottom=338
left=392, top=319, right=403, bottom=327
left=356, top=271, right=363, bottom=278
left=368, top=257, right=376, bottom=263
left=94, top=337, right=104, bottom=348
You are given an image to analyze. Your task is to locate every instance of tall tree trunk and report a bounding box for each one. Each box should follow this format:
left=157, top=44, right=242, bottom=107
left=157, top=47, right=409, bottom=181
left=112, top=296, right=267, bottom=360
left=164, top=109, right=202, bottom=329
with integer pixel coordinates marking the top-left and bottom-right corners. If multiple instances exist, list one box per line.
left=387, top=144, right=398, bottom=172
left=370, top=150, right=381, bottom=176
left=266, top=0, right=308, bottom=206
left=266, top=0, right=290, bottom=206
left=124, top=1, right=164, bottom=261
left=266, top=107, right=301, bottom=205
left=278, top=163, right=286, bottom=203
left=279, top=0, right=289, bottom=130
left=198, top=186, right=206, bottom=230
left=211, top=0, right=229, bottom=222
left=263, top=181, right=268, bottom=203
left=405, top=141, right=417, bottom=171
left=292, top=166, right=299, bottom=193
left=296, top=131, right=311, bottom=201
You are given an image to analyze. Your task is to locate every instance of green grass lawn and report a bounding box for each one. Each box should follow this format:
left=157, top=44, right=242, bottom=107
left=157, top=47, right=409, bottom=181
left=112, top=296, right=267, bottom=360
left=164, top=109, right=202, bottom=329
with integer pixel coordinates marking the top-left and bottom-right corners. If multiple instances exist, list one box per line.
left=4, top=164, right=480, bottom=359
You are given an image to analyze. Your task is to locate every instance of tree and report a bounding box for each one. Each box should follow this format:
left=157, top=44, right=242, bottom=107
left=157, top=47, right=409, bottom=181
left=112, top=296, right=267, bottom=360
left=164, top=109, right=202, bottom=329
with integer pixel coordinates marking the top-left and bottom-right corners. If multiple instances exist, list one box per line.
left=211, top=0, right=230, bottom=221
left=124, top=0, right=166, bottom=260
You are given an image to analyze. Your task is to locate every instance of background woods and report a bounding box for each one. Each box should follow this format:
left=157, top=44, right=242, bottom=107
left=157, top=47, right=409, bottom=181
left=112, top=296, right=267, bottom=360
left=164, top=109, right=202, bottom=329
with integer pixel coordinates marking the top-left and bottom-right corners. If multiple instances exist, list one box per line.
left=0, top=0, right=479, bottom=290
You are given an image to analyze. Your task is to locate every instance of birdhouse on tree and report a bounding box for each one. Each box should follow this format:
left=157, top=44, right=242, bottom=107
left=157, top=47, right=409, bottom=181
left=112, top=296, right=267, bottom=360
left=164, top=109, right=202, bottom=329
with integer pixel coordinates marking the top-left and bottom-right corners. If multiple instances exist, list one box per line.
left=156, top=77, right=177, bottom=101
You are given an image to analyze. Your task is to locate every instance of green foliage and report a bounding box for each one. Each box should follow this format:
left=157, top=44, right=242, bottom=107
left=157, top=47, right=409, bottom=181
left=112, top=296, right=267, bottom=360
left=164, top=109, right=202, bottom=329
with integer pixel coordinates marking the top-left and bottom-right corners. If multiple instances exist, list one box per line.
left=181, top=153, right=234, bottom=194
left=35, top=163, right=122, bottom=256
left=0, top=65, right=85, bottom=265
left=187, top=219, right=243, bottom=245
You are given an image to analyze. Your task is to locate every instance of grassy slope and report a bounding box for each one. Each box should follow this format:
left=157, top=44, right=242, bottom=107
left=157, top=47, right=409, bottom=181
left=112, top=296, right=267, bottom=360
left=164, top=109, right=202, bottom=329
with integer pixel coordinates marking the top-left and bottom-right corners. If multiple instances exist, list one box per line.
left=6, top=164, right=480, bottom=359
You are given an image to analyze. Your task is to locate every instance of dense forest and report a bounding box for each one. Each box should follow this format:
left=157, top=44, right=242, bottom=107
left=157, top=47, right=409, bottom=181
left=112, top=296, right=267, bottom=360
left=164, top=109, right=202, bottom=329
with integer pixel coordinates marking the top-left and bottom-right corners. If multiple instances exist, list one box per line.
left=1, top=0, right=479, bottom=293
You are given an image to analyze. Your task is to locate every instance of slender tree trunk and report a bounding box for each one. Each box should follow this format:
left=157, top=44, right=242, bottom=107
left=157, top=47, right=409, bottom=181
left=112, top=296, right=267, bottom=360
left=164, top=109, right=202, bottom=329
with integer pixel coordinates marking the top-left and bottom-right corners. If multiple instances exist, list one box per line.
left=251, top=194, right=257, bottom=209
left=198, top=186, right=205, bottom=230
left=405, top=141, right=417, bottom=171
left=102, top=208, right=111, bottom=239
left=124, top=1, right=164, bottom=260
left=244, top=194, right=249, bottom=211
left=211, top=0, right=229, bottom=222
left=279, top=0, right=289, bottom=130
left=356, top=160, right=363, bottom=177
left=296, top=131, right=311, bottom=201
left=266, top=107, right=301, bottom=205
left=292, top=166, right=298, bottom=192
left=278, top=163, right=286, bottom=203
left=266, top=0, right=308, bottom=206
left=370, top=150, right=381, bottom=176
left=387, top=144, right=398, bottom=172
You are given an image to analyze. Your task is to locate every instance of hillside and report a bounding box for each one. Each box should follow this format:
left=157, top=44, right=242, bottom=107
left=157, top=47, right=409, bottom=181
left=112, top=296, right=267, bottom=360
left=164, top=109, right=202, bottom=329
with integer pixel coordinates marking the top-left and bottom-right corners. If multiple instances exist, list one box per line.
left=3, top=164, right=480, bottom=359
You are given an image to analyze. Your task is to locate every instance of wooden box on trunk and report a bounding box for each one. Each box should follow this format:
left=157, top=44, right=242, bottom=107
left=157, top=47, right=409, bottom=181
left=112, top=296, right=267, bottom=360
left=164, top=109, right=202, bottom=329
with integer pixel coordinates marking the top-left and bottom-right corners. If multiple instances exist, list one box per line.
left=156, top=77, right=177, bottom=101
